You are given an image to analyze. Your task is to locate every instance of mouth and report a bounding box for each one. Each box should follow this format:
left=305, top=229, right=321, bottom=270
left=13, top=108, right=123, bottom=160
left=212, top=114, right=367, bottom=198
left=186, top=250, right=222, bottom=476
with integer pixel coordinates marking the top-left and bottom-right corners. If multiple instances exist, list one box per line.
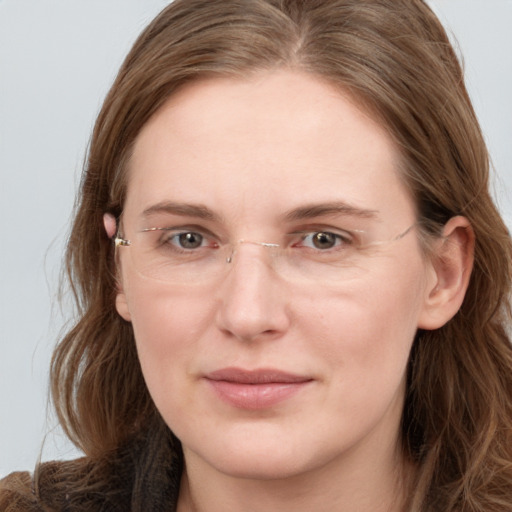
left=204, top=367, right=314, bottom=410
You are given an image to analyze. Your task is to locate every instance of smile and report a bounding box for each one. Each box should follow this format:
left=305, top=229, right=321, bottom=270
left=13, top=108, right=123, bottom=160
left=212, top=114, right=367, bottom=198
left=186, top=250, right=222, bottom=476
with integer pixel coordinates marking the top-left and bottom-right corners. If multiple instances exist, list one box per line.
left=204, top=368, right=314, bottom=410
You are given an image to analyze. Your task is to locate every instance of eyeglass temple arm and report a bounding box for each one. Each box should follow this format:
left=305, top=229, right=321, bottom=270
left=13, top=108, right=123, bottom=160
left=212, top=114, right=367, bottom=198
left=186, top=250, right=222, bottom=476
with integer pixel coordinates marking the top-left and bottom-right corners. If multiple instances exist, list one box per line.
left=114, top=237, right=131, bottom=247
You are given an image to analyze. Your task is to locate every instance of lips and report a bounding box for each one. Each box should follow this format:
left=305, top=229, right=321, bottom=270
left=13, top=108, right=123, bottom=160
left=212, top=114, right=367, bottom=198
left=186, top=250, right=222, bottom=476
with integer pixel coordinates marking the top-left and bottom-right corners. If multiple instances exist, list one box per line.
left=204, top=368, right=313, bottom=409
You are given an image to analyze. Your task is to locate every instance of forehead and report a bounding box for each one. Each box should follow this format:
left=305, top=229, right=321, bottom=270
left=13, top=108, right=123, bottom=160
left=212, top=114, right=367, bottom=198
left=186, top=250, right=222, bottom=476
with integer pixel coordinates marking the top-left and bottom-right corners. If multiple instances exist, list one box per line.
left=124, top=70, right=415, bottom=226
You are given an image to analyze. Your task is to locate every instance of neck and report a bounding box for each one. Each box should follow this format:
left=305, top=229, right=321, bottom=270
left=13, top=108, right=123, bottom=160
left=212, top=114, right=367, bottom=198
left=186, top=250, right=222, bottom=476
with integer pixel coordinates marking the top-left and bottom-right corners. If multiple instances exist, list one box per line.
left=177, top=442, right=414, bottom=512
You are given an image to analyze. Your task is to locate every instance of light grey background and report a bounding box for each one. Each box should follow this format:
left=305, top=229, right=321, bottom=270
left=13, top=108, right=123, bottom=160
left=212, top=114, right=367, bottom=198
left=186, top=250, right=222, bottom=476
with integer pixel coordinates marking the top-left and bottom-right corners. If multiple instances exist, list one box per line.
left=1, top=0, right=511, bottom=477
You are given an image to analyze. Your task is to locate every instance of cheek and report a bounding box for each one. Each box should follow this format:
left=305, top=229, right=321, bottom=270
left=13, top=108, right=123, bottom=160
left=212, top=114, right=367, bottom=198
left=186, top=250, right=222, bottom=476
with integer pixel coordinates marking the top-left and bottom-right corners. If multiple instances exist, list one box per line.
left=306, top=255, right=428, bottom=385
left=124, top=282, right=215, bottom=393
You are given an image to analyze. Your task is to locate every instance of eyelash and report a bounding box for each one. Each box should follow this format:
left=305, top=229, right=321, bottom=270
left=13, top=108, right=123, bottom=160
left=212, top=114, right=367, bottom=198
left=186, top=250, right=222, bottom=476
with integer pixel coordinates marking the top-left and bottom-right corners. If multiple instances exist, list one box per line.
left=156, top=228, right=218, bottom=251
left=293, top=230, right=354, bottom=249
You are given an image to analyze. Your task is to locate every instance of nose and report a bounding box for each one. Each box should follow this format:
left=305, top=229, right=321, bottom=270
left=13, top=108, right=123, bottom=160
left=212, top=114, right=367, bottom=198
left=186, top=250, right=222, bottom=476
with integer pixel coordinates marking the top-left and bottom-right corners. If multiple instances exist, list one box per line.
left=215, top=243, right=291, bottom=343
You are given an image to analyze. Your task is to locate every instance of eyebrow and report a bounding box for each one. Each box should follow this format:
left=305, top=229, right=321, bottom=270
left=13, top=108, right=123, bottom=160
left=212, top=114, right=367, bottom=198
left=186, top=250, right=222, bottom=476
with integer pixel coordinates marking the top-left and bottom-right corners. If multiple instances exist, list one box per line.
left=283, top=202, right=379, bottom=222
left=140, top=200, right=378, bottom=223
left=141, top=201, right=221, bottom=222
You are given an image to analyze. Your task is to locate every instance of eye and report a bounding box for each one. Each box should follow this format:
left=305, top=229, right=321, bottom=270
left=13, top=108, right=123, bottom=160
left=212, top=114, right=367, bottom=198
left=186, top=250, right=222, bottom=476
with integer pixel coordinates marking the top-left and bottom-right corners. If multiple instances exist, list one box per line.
left=162, top=230, right=216, bottom=250
left=311, top=232, right=337, bottom=250
left=141, top=226, right=220, bottom=255
left=299, top=231, right=351, bottom=250
left=172, top=231, right=204, bottom=249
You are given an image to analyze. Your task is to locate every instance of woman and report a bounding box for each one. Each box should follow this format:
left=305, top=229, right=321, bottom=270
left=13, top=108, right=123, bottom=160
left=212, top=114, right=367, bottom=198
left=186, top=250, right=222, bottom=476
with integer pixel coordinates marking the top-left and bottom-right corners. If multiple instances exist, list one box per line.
left=2, top=0, right=512, bottom=510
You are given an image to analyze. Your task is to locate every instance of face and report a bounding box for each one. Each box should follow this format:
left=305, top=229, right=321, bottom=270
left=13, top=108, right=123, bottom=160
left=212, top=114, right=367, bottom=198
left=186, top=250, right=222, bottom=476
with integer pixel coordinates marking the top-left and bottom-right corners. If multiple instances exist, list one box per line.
left=115, top=70, right=437, bottom=481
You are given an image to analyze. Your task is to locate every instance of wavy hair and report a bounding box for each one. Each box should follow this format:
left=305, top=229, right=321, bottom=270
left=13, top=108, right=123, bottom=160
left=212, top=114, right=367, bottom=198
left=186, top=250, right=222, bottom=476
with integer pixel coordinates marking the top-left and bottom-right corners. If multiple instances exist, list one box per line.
left=3, top=1, right=511, bottom=510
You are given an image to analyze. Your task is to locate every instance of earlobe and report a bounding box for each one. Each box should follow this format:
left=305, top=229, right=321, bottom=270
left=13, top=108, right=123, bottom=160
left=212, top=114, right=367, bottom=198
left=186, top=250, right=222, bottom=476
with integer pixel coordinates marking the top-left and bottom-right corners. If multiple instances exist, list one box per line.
left=116, top=292, right=132, bottom=322
left=418, top=216, right=475, bottom=330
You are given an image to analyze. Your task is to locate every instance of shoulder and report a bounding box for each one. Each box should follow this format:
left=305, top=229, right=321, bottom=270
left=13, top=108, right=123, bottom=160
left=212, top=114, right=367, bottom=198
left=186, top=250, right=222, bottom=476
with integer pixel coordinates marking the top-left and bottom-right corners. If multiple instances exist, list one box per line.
left=0, top=425, right=182, bottom=511
left=0, top=471, right=41, bottom=512
left=0, top=458, right=130, bottom=512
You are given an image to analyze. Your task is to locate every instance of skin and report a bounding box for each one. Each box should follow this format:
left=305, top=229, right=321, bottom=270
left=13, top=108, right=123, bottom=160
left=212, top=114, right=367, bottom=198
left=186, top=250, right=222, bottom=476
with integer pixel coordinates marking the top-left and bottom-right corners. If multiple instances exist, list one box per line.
left=112, top=70, right=473, bottom=512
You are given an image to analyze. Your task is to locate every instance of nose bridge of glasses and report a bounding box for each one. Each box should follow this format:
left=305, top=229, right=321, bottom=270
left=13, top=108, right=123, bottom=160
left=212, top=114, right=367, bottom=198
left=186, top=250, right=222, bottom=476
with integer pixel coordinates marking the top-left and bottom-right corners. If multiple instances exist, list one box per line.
left=226, top=239, right=280, bottom=264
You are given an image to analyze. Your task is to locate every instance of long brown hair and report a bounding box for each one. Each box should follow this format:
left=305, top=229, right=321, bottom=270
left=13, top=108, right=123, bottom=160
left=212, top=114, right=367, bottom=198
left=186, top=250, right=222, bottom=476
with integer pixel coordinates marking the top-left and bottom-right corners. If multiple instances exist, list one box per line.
left=6, top=0, right=512, bottom=510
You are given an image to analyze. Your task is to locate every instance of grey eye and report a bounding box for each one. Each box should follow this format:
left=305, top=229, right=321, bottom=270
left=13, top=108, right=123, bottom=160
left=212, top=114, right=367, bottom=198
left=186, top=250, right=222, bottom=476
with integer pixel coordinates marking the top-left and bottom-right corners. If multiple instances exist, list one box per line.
left=176, top=232, right=204, bottom=249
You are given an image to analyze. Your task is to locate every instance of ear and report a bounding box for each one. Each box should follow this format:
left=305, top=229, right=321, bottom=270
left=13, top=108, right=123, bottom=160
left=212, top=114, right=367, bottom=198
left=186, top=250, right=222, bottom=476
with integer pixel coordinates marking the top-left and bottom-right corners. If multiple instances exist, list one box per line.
left=103, top=212, right=117, bottom=239
left=418, top=216, right=475, bottom=330
left=103, top=213, right=132, bottom=322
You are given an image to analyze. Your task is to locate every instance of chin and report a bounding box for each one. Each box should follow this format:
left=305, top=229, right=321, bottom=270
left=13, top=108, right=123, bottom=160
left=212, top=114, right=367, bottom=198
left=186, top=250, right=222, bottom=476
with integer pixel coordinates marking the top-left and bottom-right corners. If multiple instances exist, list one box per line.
left=181, top=426, right=329, bottom=482
left=207, top=452, right=313, bottom=481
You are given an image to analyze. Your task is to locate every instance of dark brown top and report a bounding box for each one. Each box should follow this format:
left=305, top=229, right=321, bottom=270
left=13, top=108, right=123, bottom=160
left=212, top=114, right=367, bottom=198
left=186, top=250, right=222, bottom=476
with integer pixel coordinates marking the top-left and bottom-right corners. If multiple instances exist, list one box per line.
left=0, top=426, right=182, bottom=511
